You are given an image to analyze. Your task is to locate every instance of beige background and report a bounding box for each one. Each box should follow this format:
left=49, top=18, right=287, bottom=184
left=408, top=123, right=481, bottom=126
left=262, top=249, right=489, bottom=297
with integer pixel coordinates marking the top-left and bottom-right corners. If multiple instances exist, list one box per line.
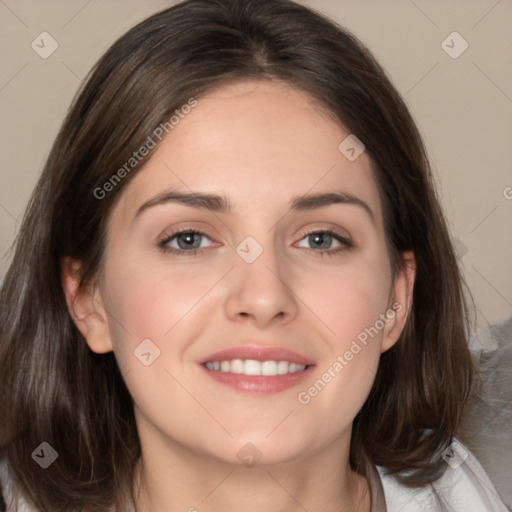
left=0, top=0, right=511, bottom=508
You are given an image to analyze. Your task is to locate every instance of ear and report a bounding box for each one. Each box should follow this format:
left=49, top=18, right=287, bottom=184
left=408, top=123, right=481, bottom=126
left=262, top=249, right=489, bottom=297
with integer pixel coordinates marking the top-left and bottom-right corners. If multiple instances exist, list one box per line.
left=61, top=257, right=113, bottom=354
left=381, top=250, right=416, bottom=353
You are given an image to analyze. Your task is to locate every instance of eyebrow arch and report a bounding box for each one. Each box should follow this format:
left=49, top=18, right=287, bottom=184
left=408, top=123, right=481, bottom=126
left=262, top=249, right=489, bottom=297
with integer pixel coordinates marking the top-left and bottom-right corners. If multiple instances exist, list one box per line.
left=134, top=190, right=375, bottom=224
left=134, top=191, right=232, bottom=219
left=289, top=192, right=375, bottom=224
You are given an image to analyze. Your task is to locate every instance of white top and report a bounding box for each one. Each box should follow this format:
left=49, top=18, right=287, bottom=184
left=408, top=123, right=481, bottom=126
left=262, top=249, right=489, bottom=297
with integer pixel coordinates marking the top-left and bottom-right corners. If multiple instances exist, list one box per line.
left=0, top=440, right=509, bottom=511
left=374, top=440, right=509, bottom=511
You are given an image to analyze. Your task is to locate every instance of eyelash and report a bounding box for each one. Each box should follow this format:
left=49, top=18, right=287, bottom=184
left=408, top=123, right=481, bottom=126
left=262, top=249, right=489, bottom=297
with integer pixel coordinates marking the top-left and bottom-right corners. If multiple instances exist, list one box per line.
left=157, top=227, right=353, bottom=257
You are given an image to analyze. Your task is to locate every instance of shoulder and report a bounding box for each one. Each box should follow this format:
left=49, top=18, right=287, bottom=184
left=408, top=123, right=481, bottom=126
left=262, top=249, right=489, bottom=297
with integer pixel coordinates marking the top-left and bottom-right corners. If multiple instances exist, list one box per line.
left=376, top=439, right=509, bottom=512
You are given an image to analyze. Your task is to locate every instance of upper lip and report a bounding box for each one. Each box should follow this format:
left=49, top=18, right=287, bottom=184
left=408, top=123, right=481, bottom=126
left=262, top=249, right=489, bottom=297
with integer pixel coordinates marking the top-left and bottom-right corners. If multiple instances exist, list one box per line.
left=199, top=345, right=315, bottom=366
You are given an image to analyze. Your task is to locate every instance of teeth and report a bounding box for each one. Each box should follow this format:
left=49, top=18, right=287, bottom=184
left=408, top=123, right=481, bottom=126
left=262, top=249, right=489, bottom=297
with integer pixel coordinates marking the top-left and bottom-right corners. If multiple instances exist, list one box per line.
left=244, top=359, right=261, bottom=375
left=277, top=361, right=289, bottom=374
left=204, top=359, right=307, bottom=376
left=231, top=359, right=244, bottom=374
left=262, top=361, right=277, bottom=376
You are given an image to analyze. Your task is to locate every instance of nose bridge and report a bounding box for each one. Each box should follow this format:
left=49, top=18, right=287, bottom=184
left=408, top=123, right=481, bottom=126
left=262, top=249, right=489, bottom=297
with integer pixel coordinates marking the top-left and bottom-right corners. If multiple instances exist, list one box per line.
left=237, top=233, right=283, bottom=287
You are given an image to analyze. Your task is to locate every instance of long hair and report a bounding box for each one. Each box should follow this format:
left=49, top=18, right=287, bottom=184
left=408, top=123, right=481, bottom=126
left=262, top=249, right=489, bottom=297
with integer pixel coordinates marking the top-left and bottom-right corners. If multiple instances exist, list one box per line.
left=0, top=0, right=473, bottom=509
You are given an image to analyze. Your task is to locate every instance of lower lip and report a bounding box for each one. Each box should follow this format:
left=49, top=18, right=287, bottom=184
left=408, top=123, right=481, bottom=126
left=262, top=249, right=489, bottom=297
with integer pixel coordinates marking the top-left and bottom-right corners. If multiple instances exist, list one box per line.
left=200, top=364, right=315, bottom=394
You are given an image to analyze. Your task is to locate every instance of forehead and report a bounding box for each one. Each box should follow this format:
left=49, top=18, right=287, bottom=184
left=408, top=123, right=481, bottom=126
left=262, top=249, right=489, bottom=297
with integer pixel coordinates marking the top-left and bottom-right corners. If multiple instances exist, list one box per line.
left=115, top=79, right=383, bottom=223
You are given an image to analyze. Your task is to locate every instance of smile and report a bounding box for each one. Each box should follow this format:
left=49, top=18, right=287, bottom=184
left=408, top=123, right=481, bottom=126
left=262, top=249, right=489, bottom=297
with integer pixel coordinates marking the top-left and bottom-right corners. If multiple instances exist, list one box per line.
left=204, top=359, right=308, bottom=376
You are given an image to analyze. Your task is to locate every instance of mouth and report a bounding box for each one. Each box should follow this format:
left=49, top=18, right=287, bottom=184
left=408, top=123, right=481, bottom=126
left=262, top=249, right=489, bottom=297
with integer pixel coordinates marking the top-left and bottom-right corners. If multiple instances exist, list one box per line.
left=199, top=345, right=315, bottom=394
left=203, top=359, right=309, bottom=376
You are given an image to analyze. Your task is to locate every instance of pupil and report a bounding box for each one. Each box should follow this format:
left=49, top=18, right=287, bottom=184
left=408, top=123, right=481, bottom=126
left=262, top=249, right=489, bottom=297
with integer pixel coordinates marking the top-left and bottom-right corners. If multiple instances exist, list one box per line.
left=311, top=233, right=331, bottom=249
left=178, top=233, right=200, bottom=249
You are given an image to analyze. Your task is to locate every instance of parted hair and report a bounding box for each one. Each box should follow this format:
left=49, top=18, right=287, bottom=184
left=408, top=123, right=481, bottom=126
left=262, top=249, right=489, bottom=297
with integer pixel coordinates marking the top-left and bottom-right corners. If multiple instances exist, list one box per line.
left=0, top=0, right=474, bottom=510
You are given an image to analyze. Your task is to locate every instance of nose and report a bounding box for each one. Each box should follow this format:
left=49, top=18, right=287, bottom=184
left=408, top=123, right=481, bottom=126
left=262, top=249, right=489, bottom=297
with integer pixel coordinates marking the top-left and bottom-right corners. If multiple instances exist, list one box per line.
left=224, top=236, right=299, bottom=329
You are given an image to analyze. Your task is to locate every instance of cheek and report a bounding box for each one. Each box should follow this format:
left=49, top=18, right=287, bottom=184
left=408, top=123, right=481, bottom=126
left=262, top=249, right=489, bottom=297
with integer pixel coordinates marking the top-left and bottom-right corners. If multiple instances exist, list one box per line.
left=107, top=258, right=214, bottom=339
left=295, top=251, right=392, bottom=419
left=101, top=253, right=219, bottom=364
left=301, top=254, right=391, bottom=346
left=99, top=258, right=222, bottom=425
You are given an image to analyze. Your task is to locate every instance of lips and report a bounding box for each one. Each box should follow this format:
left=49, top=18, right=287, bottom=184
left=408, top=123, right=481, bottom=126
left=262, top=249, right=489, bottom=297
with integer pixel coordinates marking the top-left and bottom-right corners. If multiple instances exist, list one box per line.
left=198, top=345, right=315, bottom=394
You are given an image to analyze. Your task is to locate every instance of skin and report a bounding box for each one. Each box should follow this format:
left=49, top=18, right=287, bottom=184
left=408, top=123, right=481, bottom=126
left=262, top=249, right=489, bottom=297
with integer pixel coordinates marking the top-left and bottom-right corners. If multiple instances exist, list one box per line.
left=63, top=79, right=415, bottom=512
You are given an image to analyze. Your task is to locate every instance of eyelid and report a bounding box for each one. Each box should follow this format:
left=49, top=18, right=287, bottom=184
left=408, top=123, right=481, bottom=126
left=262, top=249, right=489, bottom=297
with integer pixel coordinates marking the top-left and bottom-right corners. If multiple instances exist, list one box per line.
left=157, top=221, right=218, bottom=243
left=300, top=225, right=350, bottom=240
left=297, top=223, right=352, bottom=244
left=157, top=227, right=217, bottom=253
left=294, top=228, right=353, bottom=255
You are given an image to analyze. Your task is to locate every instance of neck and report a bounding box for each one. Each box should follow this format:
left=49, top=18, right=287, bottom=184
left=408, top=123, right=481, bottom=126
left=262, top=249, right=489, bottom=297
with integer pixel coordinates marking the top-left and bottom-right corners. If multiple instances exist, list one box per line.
left=131, top=427, right=371, bottom=512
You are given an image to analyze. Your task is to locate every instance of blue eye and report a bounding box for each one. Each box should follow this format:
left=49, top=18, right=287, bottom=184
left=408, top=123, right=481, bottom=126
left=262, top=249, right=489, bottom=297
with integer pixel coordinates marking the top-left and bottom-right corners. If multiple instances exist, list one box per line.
left=157, top=228, right=352, bottom=256
left=296, top=230, right=353, bottom=256
left=158, top=229, right=211, bottom=255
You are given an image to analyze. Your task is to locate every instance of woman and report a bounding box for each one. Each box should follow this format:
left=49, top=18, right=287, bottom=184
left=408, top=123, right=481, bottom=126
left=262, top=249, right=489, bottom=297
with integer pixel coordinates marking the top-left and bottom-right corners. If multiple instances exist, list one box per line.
left=0, top=0, right=508, bottom=510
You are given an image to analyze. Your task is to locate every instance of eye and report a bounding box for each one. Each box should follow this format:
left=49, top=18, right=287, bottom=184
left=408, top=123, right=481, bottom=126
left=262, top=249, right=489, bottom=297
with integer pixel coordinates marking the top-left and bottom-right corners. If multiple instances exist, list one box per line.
left=157, top=227, right=353, bottom=257
left=295, top=229, right=353, bottom=256
left=158, top=229, right=213, bottom=255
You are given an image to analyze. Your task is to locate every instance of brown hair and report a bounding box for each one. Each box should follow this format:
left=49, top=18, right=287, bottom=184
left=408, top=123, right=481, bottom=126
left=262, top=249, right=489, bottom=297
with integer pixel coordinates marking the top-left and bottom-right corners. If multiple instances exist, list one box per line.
left=0, top=0, right=474, bottom=509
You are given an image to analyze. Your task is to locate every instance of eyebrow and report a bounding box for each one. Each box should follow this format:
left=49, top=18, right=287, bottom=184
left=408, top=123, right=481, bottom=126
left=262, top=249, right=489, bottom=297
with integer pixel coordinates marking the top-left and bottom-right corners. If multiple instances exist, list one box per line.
left=134, top=189, right=375, bottom=224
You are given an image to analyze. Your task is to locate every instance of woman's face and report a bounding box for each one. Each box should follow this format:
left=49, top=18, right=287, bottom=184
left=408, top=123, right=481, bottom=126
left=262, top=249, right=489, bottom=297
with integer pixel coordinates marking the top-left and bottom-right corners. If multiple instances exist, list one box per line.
left=73, top=79, right=413, bottom=467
